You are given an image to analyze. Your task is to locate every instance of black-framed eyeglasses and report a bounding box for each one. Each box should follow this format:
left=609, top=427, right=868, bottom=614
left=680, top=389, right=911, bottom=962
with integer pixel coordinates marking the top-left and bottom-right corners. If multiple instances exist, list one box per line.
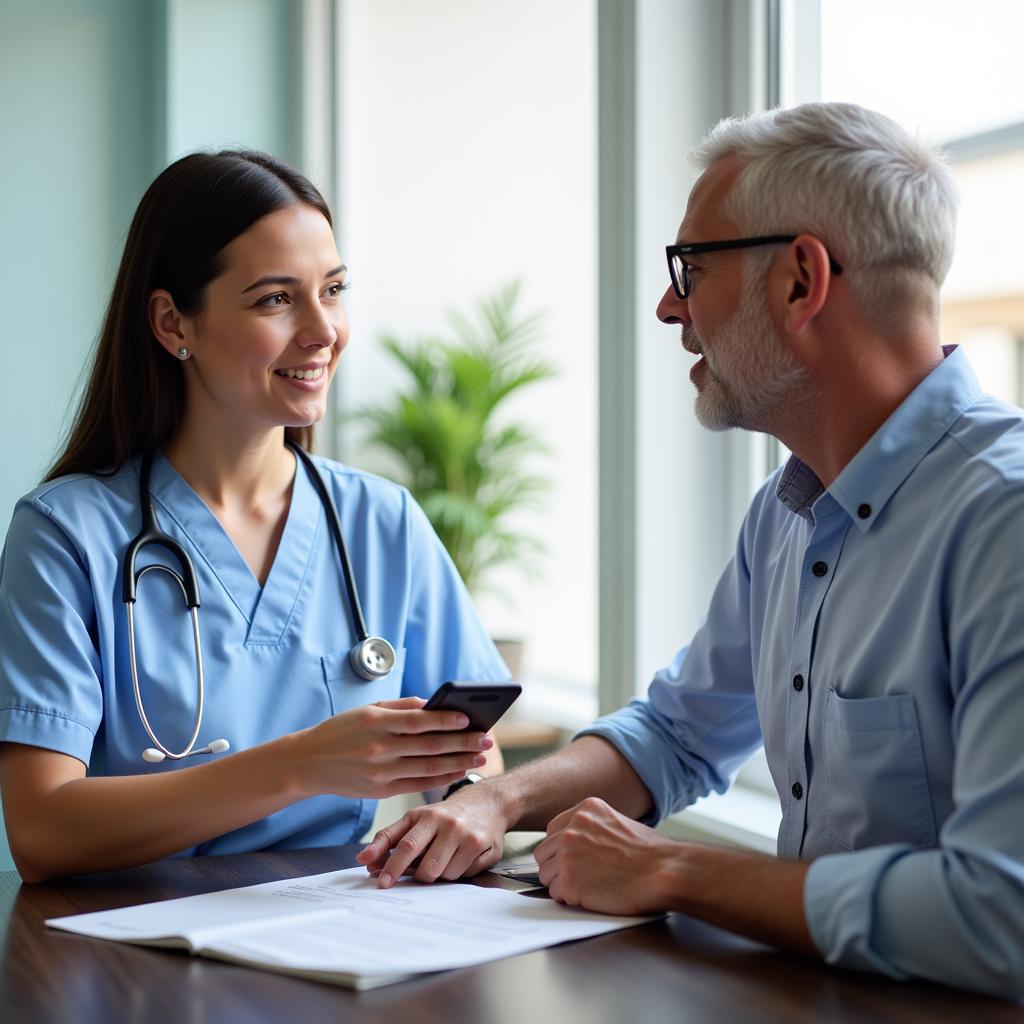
left=665, top=235, right=844, bottom=300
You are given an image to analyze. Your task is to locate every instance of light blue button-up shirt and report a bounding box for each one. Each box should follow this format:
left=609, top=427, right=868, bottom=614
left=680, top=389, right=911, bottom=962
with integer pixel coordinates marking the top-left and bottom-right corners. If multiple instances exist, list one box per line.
left=0, top=453, right=508, bottom=855
left=580, top=347, right=1024, bottom=998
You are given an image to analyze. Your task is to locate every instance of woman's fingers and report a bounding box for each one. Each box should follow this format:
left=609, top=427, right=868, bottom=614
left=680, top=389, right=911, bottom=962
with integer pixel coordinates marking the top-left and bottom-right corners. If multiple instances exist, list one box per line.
left=304, top=701, right=492, bottom=799
left=374, top=697, right=427, bottom=710
left=392, top=752, right=487, bottom=779
left=387, top=708, right=474, bottom=734
left=381, top=731, right=492, bottom=758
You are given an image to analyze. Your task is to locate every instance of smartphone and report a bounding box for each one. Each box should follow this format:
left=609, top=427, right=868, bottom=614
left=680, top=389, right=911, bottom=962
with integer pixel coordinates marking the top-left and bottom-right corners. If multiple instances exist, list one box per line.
left=423, top=681, right=522, bottom=732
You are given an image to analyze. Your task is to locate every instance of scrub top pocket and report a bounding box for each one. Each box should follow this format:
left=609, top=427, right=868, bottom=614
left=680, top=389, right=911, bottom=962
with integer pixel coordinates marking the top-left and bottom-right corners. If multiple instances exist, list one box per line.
left=824, top=688, right=936, bottom=851
left=320, top=647, right=407, bottom=713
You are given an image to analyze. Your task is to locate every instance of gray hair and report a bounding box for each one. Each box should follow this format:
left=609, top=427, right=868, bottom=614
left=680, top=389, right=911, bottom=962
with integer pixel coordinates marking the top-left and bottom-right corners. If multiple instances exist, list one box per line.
left=691, top=102, right=959, bottom=325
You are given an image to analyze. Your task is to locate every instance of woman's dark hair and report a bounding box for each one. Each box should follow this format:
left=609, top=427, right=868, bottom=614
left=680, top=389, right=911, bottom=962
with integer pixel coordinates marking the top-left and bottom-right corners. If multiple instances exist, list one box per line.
left=46, top=149, right=333, bottom=481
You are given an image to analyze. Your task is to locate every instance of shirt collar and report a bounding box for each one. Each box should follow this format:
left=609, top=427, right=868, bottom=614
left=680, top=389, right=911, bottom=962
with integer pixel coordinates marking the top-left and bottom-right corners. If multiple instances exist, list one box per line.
left=776, top=346, right=984, bottom=531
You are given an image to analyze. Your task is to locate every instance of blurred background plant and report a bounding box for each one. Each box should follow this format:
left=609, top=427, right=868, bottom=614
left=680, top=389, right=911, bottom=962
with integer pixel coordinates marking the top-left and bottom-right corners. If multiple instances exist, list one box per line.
left=349, top=281, right=557, bottom=598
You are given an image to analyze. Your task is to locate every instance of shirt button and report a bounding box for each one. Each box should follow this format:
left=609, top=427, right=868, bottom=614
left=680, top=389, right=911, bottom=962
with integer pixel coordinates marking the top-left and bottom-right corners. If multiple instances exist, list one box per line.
left=812, top=561, right=828, bottom=577
left=857, top=503, right=871, bottom=519
left=792, top=782, right=803, bottom=800
left=793, top=674, right=804, bottom=691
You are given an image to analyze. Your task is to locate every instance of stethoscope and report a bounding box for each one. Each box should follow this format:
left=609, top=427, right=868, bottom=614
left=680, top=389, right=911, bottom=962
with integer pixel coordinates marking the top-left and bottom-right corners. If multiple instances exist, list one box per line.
left=123, top=441, right=397, bottom=764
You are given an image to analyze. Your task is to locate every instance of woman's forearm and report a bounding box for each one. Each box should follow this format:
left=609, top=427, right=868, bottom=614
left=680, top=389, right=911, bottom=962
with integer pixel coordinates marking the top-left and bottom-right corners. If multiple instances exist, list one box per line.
left=4, top=698, right=487, bottom=881
left=5, top=733, right=307, bottom=882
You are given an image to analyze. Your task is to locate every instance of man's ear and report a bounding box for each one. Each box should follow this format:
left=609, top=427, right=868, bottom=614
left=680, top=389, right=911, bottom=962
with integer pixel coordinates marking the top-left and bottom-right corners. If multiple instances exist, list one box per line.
left=149, top=290, right=194, bottom=358
left=775, top=233, right=834, bottom=335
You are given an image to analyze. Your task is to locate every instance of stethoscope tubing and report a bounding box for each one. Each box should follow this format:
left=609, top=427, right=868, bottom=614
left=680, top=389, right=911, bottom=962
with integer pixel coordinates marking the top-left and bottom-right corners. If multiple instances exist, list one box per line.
left=288, top=441, right=370, bottom=642
left=123, top=445, right=397, bottom=764
left=126, top=576, right=205, bottom=760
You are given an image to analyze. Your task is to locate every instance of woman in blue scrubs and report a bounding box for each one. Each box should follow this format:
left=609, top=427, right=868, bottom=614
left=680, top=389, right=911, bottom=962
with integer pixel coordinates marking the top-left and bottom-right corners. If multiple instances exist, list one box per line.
left=0, top=150, right=508, bottom=881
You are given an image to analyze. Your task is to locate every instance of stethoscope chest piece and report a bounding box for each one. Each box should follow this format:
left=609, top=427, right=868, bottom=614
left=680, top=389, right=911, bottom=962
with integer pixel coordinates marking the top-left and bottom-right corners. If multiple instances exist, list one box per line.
left=289, top=442, right=398, bottom=683
left=350, top=636, right=396, bottom=680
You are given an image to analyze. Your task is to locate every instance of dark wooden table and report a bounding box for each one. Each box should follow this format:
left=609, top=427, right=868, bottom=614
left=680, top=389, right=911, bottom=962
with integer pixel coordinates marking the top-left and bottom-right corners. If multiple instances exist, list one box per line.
left=1, top=845, right=1020, bottom=1023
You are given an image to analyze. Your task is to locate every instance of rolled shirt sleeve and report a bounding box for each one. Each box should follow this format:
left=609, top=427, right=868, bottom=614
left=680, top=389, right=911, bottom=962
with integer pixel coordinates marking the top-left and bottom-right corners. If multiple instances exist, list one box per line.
left=580, top=350, right=1024, bottom=1000
left=577, top=503, right=764, bottom=825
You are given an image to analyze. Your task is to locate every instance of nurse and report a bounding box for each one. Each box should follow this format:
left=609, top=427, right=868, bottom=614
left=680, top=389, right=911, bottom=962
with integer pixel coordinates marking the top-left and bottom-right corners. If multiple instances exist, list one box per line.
left=0, top=150, right=508, bottom=882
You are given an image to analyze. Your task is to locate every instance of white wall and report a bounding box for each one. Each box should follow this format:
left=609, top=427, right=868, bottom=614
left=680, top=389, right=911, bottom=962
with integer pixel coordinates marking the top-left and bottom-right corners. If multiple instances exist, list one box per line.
left=0, top=0, right=306, bottom=877
left=336, top=0, right=599, bottom=690
left=0, top=0, right=160, bottom=875
left=0, top=0, right=155, bottom=531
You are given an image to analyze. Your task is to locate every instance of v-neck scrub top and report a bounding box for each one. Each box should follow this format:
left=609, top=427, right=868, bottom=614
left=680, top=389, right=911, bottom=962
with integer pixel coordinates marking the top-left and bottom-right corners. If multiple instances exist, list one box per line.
left=0, top=453, right=509, bottom=855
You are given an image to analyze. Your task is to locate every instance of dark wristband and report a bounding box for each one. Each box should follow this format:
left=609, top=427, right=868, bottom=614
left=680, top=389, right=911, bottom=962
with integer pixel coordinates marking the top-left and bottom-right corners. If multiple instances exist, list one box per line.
left=443, top=772, right=484, bottom=800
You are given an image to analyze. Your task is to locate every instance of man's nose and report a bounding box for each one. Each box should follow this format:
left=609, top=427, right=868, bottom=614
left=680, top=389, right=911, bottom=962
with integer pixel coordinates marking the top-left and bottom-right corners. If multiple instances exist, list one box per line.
left=656, top=284, right=688, bottom=325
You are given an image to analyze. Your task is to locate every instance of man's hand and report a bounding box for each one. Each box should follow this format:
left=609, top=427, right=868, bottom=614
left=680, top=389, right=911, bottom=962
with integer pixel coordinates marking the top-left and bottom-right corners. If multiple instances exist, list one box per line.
left=356, top=782, right=511, bottom=886
left=535, top=797, right=817, bottom=955
left=533, top=797, right=677, bottom=915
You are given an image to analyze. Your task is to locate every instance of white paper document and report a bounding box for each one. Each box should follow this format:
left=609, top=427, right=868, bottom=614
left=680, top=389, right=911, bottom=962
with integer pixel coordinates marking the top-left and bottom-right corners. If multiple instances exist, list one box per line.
left=46, top=867, right=654, bottom=989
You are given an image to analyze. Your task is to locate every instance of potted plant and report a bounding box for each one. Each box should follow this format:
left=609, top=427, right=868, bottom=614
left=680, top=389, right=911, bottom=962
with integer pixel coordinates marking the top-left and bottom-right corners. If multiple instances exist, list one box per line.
left=347, top=281, right=557, bottom=678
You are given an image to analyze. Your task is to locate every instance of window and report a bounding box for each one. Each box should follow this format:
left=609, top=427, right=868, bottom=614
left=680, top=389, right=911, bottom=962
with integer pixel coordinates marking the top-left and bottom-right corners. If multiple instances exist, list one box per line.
left=325, top=0, right=1024, bottom=850
left=695, top=0, right=1024, bottom=849
left=818, top=0, right=1024, bottom=407
left=333, top=1, right=599, bottom=723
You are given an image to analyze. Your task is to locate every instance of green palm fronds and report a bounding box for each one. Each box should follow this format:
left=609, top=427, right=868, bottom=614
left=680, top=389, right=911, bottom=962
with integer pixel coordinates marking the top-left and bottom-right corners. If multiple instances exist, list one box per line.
left=349, top=281, right=556, bottom=595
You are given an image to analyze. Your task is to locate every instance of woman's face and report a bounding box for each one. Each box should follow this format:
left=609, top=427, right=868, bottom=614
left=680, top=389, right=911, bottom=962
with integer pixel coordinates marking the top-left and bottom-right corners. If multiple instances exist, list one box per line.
left=180, top=203, right=348, bottom=434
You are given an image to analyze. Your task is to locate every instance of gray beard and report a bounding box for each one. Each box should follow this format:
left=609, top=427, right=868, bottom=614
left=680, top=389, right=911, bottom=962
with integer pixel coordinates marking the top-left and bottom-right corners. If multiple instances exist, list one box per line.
left=689, top=282, right=808, bottom=434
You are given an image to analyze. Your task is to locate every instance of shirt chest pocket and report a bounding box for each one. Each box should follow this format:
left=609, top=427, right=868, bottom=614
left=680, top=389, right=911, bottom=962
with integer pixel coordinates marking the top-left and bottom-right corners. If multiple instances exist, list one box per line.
left=823, top=688, right=936, bottom=852
left=320, top=647, right=407, bottom=714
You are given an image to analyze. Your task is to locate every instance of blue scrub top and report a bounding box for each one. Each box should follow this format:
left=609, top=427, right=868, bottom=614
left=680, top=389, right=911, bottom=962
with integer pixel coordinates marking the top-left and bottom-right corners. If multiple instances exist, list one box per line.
left=0, top=453, right=509, bottom=855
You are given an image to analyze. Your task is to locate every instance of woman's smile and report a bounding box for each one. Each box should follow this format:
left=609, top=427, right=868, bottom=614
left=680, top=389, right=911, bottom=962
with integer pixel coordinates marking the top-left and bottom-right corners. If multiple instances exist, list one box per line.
left=273, top=363, right=331, bottom=391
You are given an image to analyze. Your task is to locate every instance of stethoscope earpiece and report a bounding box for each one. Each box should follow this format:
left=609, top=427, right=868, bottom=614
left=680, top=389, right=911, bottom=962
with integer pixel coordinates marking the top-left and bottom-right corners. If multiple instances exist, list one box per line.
left=141, top=737, right=230, bottom=764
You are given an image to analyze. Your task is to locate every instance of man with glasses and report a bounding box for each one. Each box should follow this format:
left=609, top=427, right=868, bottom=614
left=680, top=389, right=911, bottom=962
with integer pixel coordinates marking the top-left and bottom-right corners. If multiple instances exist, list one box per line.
left=361, top=102, right=1024, bottom=999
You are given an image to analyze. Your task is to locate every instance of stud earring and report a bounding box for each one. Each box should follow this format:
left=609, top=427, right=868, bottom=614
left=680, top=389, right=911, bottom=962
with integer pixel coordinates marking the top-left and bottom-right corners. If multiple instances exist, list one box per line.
left=177, top=346, right=189, bottom=360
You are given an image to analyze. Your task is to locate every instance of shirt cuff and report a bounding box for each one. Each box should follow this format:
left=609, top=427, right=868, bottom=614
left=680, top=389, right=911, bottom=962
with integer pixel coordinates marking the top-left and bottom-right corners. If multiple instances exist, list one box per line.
left=804, top=844, right=911, bottom=978
left=574, top=700, right=717, bottom=827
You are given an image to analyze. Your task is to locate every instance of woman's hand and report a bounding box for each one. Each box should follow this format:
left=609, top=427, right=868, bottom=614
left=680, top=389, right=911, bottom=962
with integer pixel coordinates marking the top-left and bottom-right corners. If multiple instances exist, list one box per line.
left=0, top=701, right=489, bottom=882
left=293, top=696, right=492, bottom=799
